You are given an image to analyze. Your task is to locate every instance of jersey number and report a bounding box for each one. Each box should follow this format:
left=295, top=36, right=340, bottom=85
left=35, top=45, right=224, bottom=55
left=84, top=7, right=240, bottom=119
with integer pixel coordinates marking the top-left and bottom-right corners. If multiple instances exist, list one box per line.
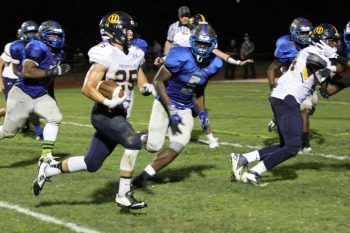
left=114, top=69, right=137, bottom=90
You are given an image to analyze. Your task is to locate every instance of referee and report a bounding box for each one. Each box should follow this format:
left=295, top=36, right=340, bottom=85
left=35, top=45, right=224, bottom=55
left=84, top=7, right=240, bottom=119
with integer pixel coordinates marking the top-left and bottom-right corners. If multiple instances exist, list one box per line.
left=163, top=6, right=191, bottom=54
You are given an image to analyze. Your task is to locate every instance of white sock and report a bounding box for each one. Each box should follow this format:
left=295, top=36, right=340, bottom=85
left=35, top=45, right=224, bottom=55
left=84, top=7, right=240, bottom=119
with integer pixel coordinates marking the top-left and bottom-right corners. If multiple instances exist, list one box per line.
left=243, top=150, right=260, bottom=163
left=145, top=164, right=156, bottom=176
left=43, top=123, right=59, bottom=141
left=118, top=177, right=131, bottom=196
left=67, top=156, right=87, bottom=172
left=249, top=161, right=267, bottom=175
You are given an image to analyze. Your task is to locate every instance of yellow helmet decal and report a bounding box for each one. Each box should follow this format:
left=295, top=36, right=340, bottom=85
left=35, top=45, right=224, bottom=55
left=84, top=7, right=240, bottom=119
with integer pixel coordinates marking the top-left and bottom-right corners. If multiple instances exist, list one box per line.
left=197, top=14, right=206, bottom=22
left=314, top=26, right=323, bottom=34
left=105, top=14, right=119, bottom=27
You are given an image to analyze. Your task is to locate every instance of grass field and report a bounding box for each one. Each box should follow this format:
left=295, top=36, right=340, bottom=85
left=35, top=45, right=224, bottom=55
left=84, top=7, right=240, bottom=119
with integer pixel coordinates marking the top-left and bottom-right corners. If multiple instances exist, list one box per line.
left=0, top=82, right=349, bottom=233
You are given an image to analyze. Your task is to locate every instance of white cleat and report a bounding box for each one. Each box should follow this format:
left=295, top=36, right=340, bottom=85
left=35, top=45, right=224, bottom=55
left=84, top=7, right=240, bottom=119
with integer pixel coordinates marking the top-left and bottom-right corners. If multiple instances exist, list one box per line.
left=33, top=160, right=50, bottom=196
left=241, top=170, right=267, bottom=187
left=208, top=137, right=219, bottom=149
left=115, top=191, right=147, bottom=210
left=230, top=153, right=248, bottom=181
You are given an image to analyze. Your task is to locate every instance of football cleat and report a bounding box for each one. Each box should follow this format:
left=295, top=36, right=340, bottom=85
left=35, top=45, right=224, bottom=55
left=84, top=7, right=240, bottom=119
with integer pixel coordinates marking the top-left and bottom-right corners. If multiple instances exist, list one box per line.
left=132, top=175, right=149, bottom=189
left=230, top=153, right=248, bottom=181
left=241, top=170, right=267, bottom=187
left=115, top=191, right=147, bottom=210
left=33, top=160, right=50, bottom=196
left=267, top=120, right=277, bottom=132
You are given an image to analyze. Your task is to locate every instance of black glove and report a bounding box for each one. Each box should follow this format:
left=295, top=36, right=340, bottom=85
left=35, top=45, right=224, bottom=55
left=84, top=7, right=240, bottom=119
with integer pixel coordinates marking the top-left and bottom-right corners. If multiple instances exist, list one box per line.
left=47, top=63, right=71, bottom=78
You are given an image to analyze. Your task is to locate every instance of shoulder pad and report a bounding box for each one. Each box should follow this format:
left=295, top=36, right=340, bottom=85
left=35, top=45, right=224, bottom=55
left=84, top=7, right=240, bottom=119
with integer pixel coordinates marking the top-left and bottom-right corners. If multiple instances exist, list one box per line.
left=164, top=46, right=191, bottom=73
left=132, top=38, right=148, bottom=54
left=10, top=40, right=25, bottom=62
left=25, top=40, right=47, bottom=64
left=88, top=42, right=113, bottom=68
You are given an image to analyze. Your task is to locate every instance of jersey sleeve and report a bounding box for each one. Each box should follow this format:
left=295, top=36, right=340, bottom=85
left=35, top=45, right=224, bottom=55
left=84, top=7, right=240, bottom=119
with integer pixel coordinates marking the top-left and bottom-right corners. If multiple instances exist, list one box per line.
left=0, top=43, right=13, bottom=62
left=88, top=43, right=112, bottom=69
left=166, top=22, right=176, bottom=42
left=10, top=41, right=25, bottom=64
left=205, top=56, right=224, bottom=78
left=25, top=41, right=46, bottom=65
left=132, top=38, right=148, bottom=54
left=164, top=47, right=187, bottom=74
left=274, top=36, right=299, bottom=64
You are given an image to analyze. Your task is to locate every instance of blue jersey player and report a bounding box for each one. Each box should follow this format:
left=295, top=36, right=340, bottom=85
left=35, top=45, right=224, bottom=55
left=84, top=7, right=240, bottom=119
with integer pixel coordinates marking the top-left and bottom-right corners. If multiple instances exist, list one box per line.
left=33, top=11, right=150, bottom=210
left=133, top=23, right=223, bottom=189
left=0, top=20, right=70, bottom=170
left=0, top=21, right=44, bottom=139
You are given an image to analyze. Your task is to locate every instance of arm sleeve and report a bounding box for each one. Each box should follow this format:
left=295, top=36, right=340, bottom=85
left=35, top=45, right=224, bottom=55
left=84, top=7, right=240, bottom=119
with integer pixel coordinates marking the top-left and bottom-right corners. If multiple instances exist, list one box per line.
left=0, top=43, right=12, bottom=62
left=206, top=56, right=224, bottom=78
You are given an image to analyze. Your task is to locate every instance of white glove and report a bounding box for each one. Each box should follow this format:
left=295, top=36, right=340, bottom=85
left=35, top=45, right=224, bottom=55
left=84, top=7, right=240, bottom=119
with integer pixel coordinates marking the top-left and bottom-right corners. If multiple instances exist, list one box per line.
left=103, top=86, right=126, bottom=108
left=314, top=40, right=338, bottom=58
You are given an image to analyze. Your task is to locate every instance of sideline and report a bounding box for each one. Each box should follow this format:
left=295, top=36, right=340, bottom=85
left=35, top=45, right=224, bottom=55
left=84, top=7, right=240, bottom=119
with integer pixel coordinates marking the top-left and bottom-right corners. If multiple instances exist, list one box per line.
left=0, top=201, right=101, bottom=233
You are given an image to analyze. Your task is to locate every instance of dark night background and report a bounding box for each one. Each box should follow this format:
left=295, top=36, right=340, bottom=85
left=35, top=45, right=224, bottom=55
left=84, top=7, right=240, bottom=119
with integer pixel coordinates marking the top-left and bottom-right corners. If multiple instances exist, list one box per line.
left=0, top=0, right=349, bottom=58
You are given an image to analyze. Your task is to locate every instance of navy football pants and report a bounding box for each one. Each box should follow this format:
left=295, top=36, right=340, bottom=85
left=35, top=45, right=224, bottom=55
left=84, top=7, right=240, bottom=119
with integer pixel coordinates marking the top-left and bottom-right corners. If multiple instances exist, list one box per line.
left=258, top=95, right=302, bottom=170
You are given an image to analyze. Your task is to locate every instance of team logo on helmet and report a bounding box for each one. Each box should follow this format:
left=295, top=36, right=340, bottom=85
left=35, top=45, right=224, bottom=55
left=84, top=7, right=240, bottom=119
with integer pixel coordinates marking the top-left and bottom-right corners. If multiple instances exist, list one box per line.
left=314, top=26, right=323, bottom=34
left=105, top=14, right=119, bottom=27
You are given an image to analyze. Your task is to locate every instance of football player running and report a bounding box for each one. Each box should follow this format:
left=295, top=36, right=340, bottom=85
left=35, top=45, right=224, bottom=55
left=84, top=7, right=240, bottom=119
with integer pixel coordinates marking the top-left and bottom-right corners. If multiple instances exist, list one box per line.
left=0, top=20, right=69, bottom=164
left=266, top=17, right=316, bottom=152
left=132, top=23, right=223, bottom=188
left=33, top=11, right=149, bottom=210
left=230, top=23, right=343, bottom=186
left=0, top=21, right=44, bottom=139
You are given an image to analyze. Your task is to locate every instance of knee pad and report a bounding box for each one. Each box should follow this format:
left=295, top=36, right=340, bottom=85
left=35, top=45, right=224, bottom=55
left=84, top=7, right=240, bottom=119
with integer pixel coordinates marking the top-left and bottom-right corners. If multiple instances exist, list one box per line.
left=169, top=141, right=185, bottom=153
left=1, top=126, right=16, bottom=139
left=124, top=135, right=142, bottom=150
left=48, top=112, right=63, bottom=125
left=120, top=149, right=139, bottom=172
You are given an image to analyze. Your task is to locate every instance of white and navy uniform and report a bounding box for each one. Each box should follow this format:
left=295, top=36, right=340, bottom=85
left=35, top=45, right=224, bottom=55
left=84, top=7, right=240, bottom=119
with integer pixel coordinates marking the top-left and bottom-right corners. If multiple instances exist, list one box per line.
left=146, top=46, right=223, bottom=152
left=0, top=41, right=22, bottom=99
left=274, top=35, right=318, bottom=111
left=83, top=41, right=146, bottom=172
left=166, top=21, right=191, bottom=43
left=258, top=45, right=332, bottom=170
left=0, top=40, right=64, bottom=139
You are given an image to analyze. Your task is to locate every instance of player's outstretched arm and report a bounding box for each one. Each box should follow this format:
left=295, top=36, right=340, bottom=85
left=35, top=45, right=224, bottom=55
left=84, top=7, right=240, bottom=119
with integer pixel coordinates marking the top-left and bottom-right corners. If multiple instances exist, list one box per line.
left=212, top=48, right=253, bottom=66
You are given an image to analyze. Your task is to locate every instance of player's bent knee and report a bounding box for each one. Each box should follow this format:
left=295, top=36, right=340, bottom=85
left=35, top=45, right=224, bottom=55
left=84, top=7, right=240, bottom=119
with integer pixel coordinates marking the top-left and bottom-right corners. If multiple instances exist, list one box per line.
left=169, top=141, right=185, bottom=153
left=286, top=145, right=300, bottom=157
left=47, top=113, right=63, bottom=125
left=124, top=135, right=142, bottom=150
left=84, top=158, right=103, bottom=172
left=146, top=143, right=162, bottom=153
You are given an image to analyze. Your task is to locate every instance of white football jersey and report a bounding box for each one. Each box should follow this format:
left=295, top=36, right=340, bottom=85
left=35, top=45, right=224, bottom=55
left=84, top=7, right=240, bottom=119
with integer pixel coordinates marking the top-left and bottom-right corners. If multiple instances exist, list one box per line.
left=0, top=42, right=19, bottom=79
left=88, top=42, right=145, bottom=117
left=271, top=45, right=332, bottom=104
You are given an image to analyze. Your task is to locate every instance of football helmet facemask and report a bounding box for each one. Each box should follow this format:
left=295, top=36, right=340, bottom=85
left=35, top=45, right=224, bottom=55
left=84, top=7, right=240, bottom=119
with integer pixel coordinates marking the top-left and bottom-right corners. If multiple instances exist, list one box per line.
left=310, top=23, right=340, bottom=48
left=38, top=20, right=65, bottom=49
left=344, top=21, right=350, bottom=49
left=99, top=11, right=137, bottom=48
left=189, top=23, right=217, bottom=62
left=290, top=17, right=313, bottom=47
left=19, top=20, right=38, bottom=42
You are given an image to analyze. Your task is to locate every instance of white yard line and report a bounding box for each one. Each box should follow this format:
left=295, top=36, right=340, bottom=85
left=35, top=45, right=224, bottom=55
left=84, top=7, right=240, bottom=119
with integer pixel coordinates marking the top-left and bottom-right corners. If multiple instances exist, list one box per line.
left=198, top=139, right=350, bottom=161
left=63, top=121, right=350, bottom=161
left=0, top=201, right=101, bottom=233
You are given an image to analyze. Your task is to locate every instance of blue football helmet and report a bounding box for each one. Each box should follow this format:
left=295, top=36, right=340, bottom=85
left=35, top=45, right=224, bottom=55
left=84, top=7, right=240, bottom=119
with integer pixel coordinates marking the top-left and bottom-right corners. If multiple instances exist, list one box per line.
left=38, top=20, right=65, bottom=49
left=189, top=23, right=217, bottom=62
left=290, top=17, right=313, bottom=47
left=344, top=21, right=350, bottom=49
left=99, top=11, right=137, bottom=48
left=19, top=20, right=38, bottom=42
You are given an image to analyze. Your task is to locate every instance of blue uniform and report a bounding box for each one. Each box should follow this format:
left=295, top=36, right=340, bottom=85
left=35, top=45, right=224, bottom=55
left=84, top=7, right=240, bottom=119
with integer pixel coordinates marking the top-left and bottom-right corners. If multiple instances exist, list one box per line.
left=15, top=40, right=64, bottom=98
left=274, top=35, right=299, bottom=64
left=132, top=38, right=148, bottom=54
left=163, top=46, right=223, bottom=109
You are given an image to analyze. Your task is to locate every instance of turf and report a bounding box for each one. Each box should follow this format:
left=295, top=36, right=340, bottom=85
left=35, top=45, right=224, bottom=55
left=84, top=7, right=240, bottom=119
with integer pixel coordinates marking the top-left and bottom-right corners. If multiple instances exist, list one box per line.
left=0, top=82, right=349, bottom=233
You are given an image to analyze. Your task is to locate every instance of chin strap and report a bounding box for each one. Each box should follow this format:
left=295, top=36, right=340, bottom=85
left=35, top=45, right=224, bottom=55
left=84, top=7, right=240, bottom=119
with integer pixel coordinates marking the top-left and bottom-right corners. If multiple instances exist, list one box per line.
left=196, top=55, right=203, bottom=63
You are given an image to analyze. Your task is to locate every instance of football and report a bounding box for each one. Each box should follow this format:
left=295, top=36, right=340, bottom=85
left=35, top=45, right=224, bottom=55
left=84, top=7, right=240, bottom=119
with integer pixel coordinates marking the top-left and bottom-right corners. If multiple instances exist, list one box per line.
left=97, top=80, right=124, bottom=99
